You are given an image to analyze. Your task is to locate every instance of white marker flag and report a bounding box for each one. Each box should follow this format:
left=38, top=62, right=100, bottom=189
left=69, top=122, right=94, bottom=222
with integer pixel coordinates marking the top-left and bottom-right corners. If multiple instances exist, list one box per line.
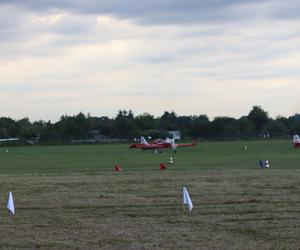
left=7, top=191, right=15, bottom=215
left=182, top=186, right=193, bottom=212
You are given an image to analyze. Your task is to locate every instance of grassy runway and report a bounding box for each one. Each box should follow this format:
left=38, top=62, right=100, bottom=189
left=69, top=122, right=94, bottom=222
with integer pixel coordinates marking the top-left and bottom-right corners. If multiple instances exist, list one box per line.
left=0, top=140, right=299, bottom=249
left=0, top=140, right=298, bottom=173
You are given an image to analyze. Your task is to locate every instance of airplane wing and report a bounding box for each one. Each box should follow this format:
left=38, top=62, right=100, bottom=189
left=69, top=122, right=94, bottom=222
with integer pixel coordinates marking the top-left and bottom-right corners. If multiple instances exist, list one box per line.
left=0, top=138, right=19, bottom=142
left=175, top=142, right=198, bottom=147
left=129, top=143, right=164, bottom=150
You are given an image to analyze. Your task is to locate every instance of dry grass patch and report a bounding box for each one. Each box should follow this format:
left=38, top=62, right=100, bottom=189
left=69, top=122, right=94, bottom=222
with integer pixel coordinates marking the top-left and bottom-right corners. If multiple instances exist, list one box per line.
left=0, top=170, right=299, bottom=249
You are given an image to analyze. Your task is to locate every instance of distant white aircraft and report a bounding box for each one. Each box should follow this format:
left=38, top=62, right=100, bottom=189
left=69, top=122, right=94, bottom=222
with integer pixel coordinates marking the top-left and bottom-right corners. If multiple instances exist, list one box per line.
left=0, top=138, right=19, bottom=142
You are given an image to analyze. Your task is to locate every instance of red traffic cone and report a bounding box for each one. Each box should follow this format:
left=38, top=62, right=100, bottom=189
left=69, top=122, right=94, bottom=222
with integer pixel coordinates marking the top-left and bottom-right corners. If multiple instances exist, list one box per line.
left=160, top=163, right=167, bottom=170
left=115, top=164, right=122, bottom=172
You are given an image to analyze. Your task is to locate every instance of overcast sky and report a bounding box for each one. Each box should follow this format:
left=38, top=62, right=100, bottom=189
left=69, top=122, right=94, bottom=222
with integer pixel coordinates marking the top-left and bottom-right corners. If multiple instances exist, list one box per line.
left=1, top=0, right=300, bottom=121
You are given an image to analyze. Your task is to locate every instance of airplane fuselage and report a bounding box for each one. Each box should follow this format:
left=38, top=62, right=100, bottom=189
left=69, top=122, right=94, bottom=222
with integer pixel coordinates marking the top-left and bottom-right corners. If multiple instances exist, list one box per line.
left=129, top=137, right=197, bottom=151
left=293, top=142, right=300, bottom=148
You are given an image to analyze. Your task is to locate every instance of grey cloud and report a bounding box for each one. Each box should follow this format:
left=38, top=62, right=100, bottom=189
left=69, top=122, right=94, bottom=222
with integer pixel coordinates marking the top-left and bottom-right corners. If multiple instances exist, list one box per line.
left=1, top=0, right=298, bottom=25
left=264, top=0, right=300, bottom=20
left=136, top=54, right=177, bottom=64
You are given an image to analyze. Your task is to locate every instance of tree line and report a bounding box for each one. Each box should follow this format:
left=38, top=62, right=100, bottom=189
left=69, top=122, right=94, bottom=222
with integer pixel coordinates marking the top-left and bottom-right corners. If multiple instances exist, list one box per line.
left=0, top=106, right=299, bottom=144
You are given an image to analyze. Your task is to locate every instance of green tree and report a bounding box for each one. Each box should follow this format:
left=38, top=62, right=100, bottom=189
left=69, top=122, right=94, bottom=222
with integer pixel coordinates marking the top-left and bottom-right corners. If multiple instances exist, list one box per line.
left=135, top=113, right=157, bottom=130
left=0, top=117, right=17, bottom=137
left=16, top=118, right=35, bottom=140
left=210, top=117, right=239, bottom=138
left=266, top=118, right=288, bottom=137
left=91, top=116, right=114, bottom=137
left=160, top=111, right=177, bottom=130
left=237, top=116, right=255, bottom=137
left=247, top=106, right=269, bottom=133
left=114, top=110, right=137, bottom=138
left=188, top=115, right=211, bottom=138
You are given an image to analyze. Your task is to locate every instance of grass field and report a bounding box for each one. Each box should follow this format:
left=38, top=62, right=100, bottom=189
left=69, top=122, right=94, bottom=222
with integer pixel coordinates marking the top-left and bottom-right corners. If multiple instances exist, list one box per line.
left=0, top=140, right=299, bottom=249
left=0, top=139, right=299, bottom=173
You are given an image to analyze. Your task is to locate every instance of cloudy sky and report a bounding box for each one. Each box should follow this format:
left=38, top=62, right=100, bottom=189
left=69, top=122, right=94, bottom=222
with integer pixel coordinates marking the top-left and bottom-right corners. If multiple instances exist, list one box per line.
left=1, top=0, right=300, bottom=121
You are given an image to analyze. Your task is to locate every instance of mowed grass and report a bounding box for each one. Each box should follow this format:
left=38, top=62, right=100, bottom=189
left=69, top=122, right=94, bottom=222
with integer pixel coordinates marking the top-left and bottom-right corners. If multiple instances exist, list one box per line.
left=0, top=139, right=298, bottom=173
left=0, top=171, right=299, bottom=249
left=0, top=140, right=299, bottom=249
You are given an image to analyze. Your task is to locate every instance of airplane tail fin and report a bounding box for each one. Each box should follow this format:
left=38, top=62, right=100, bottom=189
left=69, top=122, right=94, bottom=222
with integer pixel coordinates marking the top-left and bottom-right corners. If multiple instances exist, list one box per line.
left=293, top=134, right=300, bottom=144
left=164, top=137, right=174, bottom=143
left=141, top=136, right=149, bottom=145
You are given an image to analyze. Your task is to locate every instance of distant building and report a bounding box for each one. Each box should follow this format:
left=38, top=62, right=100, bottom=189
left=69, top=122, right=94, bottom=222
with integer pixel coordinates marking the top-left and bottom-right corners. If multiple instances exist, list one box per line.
left=168, top=131, right=181, bottom=140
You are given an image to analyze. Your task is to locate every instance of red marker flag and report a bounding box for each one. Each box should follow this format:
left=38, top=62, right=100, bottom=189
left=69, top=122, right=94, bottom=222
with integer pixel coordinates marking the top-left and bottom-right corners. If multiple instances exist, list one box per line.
left=160, top=163, right=167, bottom=170
left=115, top=164, right=122, bottom=172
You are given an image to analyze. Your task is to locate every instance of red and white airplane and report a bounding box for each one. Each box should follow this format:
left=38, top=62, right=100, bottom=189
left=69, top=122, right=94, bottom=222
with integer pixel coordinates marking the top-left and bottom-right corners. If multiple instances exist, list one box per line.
left=292, top=134, right=300, bottom=148
left=129, top=136, right=197, bottom=151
